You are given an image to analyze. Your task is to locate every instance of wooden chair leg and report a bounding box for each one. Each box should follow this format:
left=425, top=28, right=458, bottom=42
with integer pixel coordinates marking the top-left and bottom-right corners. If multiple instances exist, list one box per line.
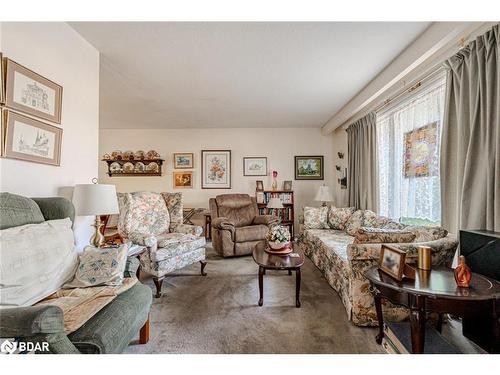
left=139, top=316, right=150, bottom=344
left=153, top=277, right=164, bottom=298
left=200, top=260, right=207, bottom=276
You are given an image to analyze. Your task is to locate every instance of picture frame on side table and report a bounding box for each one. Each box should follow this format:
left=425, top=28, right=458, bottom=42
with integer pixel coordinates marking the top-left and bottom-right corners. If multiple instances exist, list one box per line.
left=201, top=150, right=231, bottom=189
left=4, top=58, right=63, bottom=124
left=379, top=245, right=407, bottom=281
left=243, top=157, right=267, bottom=176
left=173, top=171, right=194, bottom=188
left=294, top=155, right=324, bottom=180
left=3, top=110, right=62, bottom=166
left=174, top=152, right=194, bottom=169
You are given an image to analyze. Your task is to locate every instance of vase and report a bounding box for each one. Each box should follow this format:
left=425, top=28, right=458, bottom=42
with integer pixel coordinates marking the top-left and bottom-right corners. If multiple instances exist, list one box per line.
left=272, top=178, right=278, bottom=191
left=268, top=241, right=288, bottom=250
left=454, top=255, right=472, bottom=288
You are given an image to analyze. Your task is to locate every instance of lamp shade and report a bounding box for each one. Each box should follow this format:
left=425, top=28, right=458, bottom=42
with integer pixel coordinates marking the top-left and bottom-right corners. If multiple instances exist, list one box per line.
left=72, top=184, right=119, bottom=216
left=267, top=197, right=284, bottom=209
left=315, top=185, right=332, bottom=202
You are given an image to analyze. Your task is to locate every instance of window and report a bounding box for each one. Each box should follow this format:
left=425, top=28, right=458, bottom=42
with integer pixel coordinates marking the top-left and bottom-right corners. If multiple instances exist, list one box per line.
left=377, top=73, right=446, bottom=225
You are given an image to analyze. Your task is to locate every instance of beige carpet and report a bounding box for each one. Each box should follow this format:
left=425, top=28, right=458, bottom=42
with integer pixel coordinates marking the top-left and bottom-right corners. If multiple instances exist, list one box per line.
left=124, top=245, right=383, bottom=354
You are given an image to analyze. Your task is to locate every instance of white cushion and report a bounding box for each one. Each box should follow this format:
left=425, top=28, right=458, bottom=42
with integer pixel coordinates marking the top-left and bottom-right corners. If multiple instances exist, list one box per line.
left=0, top=218, right=78, bottom=307
left=64, top=244, right=128, bottom=288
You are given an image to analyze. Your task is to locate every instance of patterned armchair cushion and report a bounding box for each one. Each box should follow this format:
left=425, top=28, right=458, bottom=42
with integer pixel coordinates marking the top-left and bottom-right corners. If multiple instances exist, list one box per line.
left=149, top=233, right=206, bottom=262
left=327, top=206, right=356, bottom=230
left=353, top=227, right=416, bottom=244
left=161, top=192, right=183, bottom=225
left=303, top=206, right=329, bottom=229
left=170, top=223, right=203, bottom=237
left=405, top=225, right=448, bottom=242
left=118, top=192, right=170, bottom=237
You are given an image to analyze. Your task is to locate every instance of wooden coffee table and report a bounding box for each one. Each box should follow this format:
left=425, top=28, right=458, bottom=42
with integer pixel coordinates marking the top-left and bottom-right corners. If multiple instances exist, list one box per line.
left=252, top=242, right=305, bottom=308
left=365, top=266, right=500, bottom=353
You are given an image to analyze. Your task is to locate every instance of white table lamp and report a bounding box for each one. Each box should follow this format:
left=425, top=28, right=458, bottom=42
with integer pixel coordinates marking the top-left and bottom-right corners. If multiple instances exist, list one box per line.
left=315, top=185, right=332, bottom=206
left=72, top=183, right=119, bottom=247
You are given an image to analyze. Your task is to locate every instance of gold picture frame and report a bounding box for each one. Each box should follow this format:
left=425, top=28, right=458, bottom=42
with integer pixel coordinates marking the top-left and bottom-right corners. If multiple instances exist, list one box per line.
left=174, top=152, right=194, bottom=169
left=379, top=245, right=407, bottom=281
left=4, top=58, right=63, bottom=124
left=173, top=171, right=193, bottom=189
left=3, top=110, right=62, bottom=166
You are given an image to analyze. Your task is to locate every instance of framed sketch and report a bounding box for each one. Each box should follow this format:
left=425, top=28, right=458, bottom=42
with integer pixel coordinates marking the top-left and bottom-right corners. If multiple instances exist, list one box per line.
left=174, top=152, right=194, bottom=169
left=379, top=245, right=407, bottom=281
left=243, top=157, right=267, bottom=176
left=4, top=58, right=63, bottom=124
left=283, top=180, right=292, bottom=191
left=173, top=171, right=193, bottom=188
left=0, top=53, right=4, bottom=104
left=3, top=110, right=62, bottom=166
left=201, top=150, right=231, bottom=189
left=294, top=155, right=324, bottom=180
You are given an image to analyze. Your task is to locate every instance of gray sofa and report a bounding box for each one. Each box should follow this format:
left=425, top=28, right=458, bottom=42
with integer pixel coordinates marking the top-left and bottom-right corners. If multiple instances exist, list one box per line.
left=0, top=193, right=153, bottom=354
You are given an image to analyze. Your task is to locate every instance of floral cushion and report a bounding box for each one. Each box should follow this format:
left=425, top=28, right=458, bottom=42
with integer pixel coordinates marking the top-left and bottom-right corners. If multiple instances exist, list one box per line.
left=303, top=206, right=329, bottom=229
left=327, top=206, right=356, bottom=230
left=64, top=244, right=128, bottom=288
left=150, top=233, right=206, bottom=262
left=118, top=192, right=170, bottom=237
left=161, top=192, right=183, bottom=225
left=344, top=210, right=365, bottom=236
left=405, top=226, right=448, bottom=242
left=345, top=210, right=402, bottom=235
left=353, top=227, right=417, bottom=244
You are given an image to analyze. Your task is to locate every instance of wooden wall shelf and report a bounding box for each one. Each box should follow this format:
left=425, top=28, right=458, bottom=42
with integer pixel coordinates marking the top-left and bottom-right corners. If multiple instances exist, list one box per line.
left=102, top=159, right=164, bottom=177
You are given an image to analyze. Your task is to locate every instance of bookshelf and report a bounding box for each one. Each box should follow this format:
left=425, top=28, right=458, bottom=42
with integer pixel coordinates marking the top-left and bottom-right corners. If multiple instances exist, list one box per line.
left=256, top=190, right=295, bottom=238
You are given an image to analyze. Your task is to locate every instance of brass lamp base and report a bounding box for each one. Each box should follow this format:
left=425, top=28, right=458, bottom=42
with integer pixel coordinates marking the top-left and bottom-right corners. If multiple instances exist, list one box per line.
left=90, top=216, right=105, bottom=248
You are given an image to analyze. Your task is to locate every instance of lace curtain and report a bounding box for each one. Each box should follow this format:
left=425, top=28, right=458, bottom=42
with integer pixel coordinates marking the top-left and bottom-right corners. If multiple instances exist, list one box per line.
left=377, top=74, right=446, bottom=225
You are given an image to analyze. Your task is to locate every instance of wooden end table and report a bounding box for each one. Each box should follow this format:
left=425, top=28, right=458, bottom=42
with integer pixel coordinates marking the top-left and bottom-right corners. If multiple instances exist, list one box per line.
left=365, top=267, right=500, bottom=353
left=252, top=242, right=305, bottom=308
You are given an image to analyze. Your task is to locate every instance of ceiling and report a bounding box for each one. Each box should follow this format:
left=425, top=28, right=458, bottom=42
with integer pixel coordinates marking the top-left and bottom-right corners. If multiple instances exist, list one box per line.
left=70, top=22, right=430, bottom=129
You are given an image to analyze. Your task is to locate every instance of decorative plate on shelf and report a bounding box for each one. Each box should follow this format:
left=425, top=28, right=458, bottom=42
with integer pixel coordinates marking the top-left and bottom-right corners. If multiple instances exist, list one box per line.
left=110, top=162, right=122, bottom=173
left=134, top=162, right=146, bottom=173
left=146, top=161, right=159, bottom=173
left=123, top=162, right=134, bottom=173
left=111, top=150, right=123, bottom=160
left=102, top=153, right=111, bottom=160
left=134, top=150, right=145, bottom=160
left=123, top=150, right=135, bottom=160
left=146, top=150, right=161, bottom=159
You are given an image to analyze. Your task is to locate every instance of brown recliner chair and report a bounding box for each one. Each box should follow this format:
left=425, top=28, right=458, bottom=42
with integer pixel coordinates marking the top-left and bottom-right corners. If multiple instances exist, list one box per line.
left=209, top=194, right=279, bottom=257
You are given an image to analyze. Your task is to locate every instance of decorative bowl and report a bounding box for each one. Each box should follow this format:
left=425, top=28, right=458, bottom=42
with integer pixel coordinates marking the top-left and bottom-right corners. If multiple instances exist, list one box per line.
left=268, top=241, right=289, bottom=250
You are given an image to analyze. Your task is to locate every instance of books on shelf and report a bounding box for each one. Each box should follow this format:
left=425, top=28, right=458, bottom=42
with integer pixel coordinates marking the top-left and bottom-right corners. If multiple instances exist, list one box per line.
left=258, top=191, right=293, bottom=205
left=258, top=207, right=293, bottom=222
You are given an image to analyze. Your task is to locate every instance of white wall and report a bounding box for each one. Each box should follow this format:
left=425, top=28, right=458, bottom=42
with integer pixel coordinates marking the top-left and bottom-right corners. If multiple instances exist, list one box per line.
left=0, top=22, right=100, bottom=249
left=99, top=127, right=336, bottom=230
left=331, top=127, right=349, bottom=207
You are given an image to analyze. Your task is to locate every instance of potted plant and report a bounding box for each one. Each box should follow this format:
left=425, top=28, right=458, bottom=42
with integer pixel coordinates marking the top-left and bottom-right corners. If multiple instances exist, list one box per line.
left=266, top=225, right=291, bottom=250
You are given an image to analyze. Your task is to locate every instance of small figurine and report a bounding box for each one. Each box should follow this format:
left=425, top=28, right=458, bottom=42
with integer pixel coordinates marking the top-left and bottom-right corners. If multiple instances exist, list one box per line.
left=272, top=170, right=278, bottom=191
left=454, top=255, right=472, bottom=288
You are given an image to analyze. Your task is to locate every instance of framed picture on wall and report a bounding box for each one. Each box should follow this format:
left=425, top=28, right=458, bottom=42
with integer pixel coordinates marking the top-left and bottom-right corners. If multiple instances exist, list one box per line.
left=174, top=152, right=194, bottom=169
left=3, top=110, right=62, bottom=166
left=294, top=155, right=324, bottom=180
left=201, top=150, right=231, bottom=189
left=243, top=157, right=267, bottom=176
left=173, top=171, right=194, bottom=188
left=0, top=53, right=5, bottom=104
left=4, top=58, right=63, bottom=124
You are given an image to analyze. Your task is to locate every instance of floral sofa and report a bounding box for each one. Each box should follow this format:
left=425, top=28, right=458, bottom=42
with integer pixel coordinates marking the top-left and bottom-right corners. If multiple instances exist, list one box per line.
left=296, top=206, right=458, bottom=326
left=117, top=191, right=206, bottom=298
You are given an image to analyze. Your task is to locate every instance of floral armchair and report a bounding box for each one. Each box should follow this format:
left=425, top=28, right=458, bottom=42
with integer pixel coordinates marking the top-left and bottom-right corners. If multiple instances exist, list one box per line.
left=117, top=191, right=206, bottom=297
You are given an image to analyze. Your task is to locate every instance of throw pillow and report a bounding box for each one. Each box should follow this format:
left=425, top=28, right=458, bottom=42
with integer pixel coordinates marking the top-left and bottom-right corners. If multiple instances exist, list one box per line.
left=353, top=227, right=417, bottom=244
left=405, top=226, right=448, bottom=242
left=0, top=218, right=78, bottom=307
left=64, top=244, right=129, bottom=288
left=344, top=210, right=365, bottom=236
left=303, top=206, right=329, bottom=229
left=327, top=206, right=356, bottom=230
